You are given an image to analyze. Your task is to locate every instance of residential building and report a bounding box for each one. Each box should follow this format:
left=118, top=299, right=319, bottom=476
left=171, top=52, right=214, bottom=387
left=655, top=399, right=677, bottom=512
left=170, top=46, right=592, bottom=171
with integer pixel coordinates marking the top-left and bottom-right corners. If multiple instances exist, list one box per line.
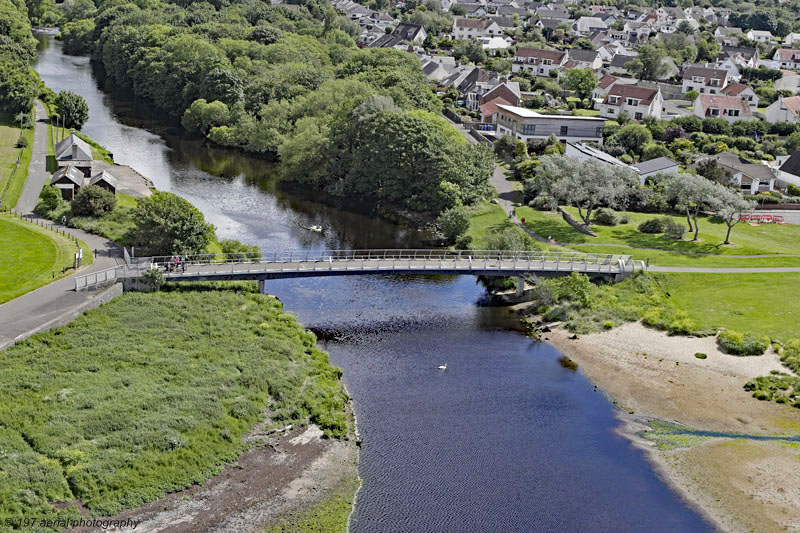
left=695, top=152, right=777, bottom=194
left=785, top=33, right=800, bottom=46
left=511, top=47, right=566, bottom=75
left=681, top=65, right=728, bottom=94
left=391, top=22, right=427, bottom=43
left=765, top=95, right=800, bottom=124
left=745, top=29, right=773, bottom=43
left=571, top=16, right=608, bottom=36
left=494, top=104, right=607, bottom=143
left=598, top=85, right=663, bottom=120
left=714, top=26, right=742, bottom=39
left=452, top=17, right=503, bottom=41
left=719, top=46, right=758, bottom=69
left=630, top=156, right=679, bottom=184
left=592, top=74, right=636, bottom=99
left=693, top=94, right=753, bottom=123
left=720, top=82, right=758, bottom=111
left=776, top=149, right=800, bottom=190
left=567, top=48, right=602, bottom=70
left=774, top=48, right=800, bottom=70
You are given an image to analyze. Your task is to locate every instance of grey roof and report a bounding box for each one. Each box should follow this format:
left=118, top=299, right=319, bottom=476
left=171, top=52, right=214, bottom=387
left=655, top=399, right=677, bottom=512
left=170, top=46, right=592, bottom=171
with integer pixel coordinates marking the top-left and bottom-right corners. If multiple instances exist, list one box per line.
left=568, top=48, right=599, bottom=62
left=392, top=22, right=424, bottom=41
left=368, top=34, right=401, bottom=48
left=55, top=134, right=92, bottom=163
left=610, top=54, right=636, bottom=67
left=779, top=150, right=800, bottom=177
left=50, top=165, right=84, bottom=186
left=89, top=170, right=118, bottom=188
left=632, top=156, right=678, bottom=175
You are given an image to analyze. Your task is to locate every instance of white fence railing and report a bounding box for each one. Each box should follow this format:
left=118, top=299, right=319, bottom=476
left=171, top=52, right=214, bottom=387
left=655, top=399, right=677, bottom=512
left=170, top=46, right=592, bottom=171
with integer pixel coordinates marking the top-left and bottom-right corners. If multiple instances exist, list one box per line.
left=74, top=266, right=126, bottom=291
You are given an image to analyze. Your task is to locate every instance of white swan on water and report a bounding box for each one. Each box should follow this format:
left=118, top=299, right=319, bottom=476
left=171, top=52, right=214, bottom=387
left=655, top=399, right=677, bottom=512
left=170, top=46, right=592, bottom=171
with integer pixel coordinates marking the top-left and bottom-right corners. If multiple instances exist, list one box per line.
left=438, top=363, right=447, bottom=370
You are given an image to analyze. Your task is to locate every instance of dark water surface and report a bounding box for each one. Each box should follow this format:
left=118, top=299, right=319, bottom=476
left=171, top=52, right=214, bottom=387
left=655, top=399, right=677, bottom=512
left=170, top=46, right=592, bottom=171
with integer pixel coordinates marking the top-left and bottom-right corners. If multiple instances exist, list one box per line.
left=35, top=33, right=711, bottom=532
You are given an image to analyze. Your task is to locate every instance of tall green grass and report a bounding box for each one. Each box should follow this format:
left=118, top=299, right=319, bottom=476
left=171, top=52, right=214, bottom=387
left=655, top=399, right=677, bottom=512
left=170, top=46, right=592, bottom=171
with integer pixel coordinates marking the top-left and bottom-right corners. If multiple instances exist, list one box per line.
left=0, top=287, right=349, bottom=522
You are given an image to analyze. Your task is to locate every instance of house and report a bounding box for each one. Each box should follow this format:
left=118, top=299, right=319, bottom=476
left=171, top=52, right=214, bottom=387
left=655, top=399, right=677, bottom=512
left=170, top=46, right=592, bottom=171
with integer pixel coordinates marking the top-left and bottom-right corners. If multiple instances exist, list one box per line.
left=452, top=17, right=503, bottom=41
left=745, top=29, right=773, bottom=43
left=785, top=33, right=800, bottom=47
left=453, top=1, right=487, bottom=16
left=422, top=56, right=458, bottom=81
left=775, top=75, right=800, bottom=94
left=719, top=46, right=758, bottom=69
left=630, top=156, right=679, bottom=185
left=480, top=96, right=513, bottom=123
left=598, top=85, right=663, bottom=120
left=765, top=95, right=800, bottom=124
left=774, top=48, right=800, bottom=70
left=776, top=149, right=800, bottom=190
left=714, top=26, right=742, bottom=39
left=607, top=53, right=637, bottom=75
left=50, top=165, right=117, bottom=200
left=695, top=152, right=777, bottom=194
left=572, top=16, right=608, bottom=36
left=592, top=74, right=636, bottom=99
left=55, top=134, right=93, bottom=177
left=567, top=48, right=602, bottom=70
left=494, top=104, right=607, bottom=143
left=391, top=22, right=427, bottom=43
left=720, top=82, right=758, bottom=111
left=479, top=82, right=521, bottom=107
left=694, top=94, right=753, bottom=123
left=681, top=66, right=728, bottom=95
left=511, top=47, right=566, bottom=75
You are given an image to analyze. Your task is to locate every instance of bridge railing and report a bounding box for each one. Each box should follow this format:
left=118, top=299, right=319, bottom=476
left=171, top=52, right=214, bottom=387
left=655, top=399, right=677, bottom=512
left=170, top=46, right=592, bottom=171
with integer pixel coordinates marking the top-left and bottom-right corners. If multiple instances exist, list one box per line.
left=143, top=249, right=633, bottom=268
left=75, top=265, right=127, bottom=291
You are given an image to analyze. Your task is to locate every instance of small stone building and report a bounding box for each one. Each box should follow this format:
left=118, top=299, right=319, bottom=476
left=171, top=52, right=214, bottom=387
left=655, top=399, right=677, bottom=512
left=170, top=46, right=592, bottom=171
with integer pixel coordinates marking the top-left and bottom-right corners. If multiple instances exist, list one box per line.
left=55, top=134, right=93, bottom=177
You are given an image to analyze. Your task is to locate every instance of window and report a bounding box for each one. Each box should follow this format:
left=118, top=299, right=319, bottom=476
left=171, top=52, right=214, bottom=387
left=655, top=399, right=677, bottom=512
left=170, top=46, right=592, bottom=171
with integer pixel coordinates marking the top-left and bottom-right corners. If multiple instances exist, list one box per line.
left=726, top=108, right=740, bottom=117
left=522, top=124, right=536, bottom=135
left=560, top=125, right=569, bottom=136
left=626, top=97, right=641, bottom=106
left=709, top=78, right=721, bottom=87
left=692, top=76, right=704, bottom=83
left=709, top=107, right=720, bottom=116
left=542, top=58, right=552, bottom=65
left=635, top=112, right=643, bottom=120
left=595, top=126, right=604, bottom=137
left=608, top=95, right=620, bottom=104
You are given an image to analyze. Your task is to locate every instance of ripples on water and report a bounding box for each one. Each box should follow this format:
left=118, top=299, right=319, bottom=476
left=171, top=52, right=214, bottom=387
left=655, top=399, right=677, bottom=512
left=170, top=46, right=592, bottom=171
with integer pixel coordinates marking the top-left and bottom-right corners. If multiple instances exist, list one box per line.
left=35, top=34, right=711, bottom=532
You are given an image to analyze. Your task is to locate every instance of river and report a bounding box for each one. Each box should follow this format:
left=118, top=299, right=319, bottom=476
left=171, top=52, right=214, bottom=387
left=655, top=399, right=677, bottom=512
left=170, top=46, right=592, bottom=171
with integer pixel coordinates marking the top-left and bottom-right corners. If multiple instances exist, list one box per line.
left=35, top=32, right=711, bottom=532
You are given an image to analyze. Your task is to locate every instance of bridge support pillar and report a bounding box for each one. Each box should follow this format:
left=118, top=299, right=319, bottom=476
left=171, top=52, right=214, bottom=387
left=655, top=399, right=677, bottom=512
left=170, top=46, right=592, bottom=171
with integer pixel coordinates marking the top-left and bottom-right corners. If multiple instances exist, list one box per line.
left=515, top=276, right=525, bottom=297
left=258, top=280, right=266, bottom=294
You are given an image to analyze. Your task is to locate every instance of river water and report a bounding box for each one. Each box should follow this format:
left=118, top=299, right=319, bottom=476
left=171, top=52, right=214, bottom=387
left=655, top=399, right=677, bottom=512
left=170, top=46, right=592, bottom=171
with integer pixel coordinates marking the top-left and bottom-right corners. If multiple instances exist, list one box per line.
left=35, top=32, right=711, bottom=532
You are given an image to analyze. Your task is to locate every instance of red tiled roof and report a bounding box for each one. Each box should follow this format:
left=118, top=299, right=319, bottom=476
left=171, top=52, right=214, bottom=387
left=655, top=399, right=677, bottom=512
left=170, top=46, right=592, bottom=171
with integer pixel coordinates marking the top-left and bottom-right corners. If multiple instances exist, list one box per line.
left=779, top=96, right=800, bottom=116
left=481, top=97, right=513, bottom=117
left=697, top=94, right=752, bottom=115
left=598, top=74, right=619, bottom=89
left=603, top=84, right=659, bottom=105
left=721, top=82, right=748, bottom=96
left=776, top=48, right=800, bottom=61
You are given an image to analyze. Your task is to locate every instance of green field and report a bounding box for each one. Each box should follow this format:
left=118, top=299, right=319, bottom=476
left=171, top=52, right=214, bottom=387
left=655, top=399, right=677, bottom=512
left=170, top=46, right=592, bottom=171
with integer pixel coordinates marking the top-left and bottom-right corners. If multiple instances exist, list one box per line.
left=464, top=201, right=511, bottom=247
left=0, top=110, right=35, bottom=209
left=0, top=288, right=350, bottom=524
left=567, top=244, right=800, bottom=267
left=0, top=214, right=93, bottom=304
left=517, top=206, right=800, bottom=258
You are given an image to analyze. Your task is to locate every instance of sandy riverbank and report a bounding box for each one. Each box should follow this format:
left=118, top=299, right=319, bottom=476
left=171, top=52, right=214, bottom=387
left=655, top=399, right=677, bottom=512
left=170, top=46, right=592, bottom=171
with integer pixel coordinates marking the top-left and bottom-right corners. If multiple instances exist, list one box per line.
left=548, top=322, right=800, bottom=532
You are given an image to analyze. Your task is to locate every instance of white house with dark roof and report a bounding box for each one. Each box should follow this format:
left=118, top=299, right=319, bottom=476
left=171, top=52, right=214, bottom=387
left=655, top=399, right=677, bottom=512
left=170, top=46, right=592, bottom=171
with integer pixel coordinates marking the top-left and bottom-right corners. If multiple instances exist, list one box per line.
left=693, top=94, right=753, bottom=123
left=452, top=17, right=503, bottom=41
left=567, top=48, right=602, bottom=70
left=55, top=134, right=93, bottom=176
left=511, top=47, right=566, bottom=75
left=630, top=156, right=679, bottom=185
left=745, top=29, right=773, bottom=43
left=765, top=95, right=800, bottom=124
left=494, top=105, right=607, bottom=144
left=720, top=82, right=758, bottom=111
left=681, top=65, right=728, bottom=95
left=598, top=85, right=663, bottom=120
left=571, top=16, right=607, bottom=36
left=694, top=152, right=776, bottom=194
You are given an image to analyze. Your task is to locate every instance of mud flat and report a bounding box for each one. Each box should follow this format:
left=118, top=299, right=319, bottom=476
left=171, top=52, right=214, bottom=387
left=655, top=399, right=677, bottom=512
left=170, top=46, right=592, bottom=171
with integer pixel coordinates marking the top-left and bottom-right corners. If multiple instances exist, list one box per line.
left=549, top=322, right=800, bottom=533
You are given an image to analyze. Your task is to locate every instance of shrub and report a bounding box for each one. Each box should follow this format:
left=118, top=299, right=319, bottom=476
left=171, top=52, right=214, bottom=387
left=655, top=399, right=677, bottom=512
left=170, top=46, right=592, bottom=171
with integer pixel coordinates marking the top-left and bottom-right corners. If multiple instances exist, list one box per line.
left=619, top=154, right=633, bottom=164
left=718, top=330, right=770, bottom=356
left=220, top=239, right=261, bottom=259
left=663, top=219, right=685, bottom=240
left=16, top=137, right=28, bottom=148
left=694, top=352, right=707, bottom=359
left=454, top=233, right=473, bottom=250
left=638, top=217, right=665, bottom=234
left=437, top=205, right=470, bottom=241
left=593, top=208, right=618, bottom=226
left=619, top=213, right=630, bottom=224
left=528, top=193, right=553, bottom=210
left=788, top=184, right=800, bottom=197
left=71, top=185, right=116, bottom=217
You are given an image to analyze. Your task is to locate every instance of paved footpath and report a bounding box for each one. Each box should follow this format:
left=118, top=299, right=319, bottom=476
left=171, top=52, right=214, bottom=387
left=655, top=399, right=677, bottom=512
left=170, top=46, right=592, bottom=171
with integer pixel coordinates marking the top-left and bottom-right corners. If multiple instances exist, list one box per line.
left=16, top=101, right=51, bottom=214
left=0, top=102, right=125, bottom=349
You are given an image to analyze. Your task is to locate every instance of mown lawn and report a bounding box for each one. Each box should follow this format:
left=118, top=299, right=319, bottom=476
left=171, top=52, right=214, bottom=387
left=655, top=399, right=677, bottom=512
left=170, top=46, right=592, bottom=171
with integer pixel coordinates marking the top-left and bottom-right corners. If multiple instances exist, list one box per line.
left=0, top=214, right=92, bottom=304
left=465, top=201, right=514, bottom=248
left=0, top=110, right=35, bottom=209
left=517, top=206, right=800, bottom=256
left=0, top=288, right=349, bottom=524
left=663, top=273, right=800, bottom=341
left=567, top=244, right=800, bottom=267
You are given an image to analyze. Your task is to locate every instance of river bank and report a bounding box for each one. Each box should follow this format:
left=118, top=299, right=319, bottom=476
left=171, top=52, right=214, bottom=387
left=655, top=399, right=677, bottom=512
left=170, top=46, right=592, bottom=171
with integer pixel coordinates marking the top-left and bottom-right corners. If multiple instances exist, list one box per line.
left=548, top=322, right=800, bottom=533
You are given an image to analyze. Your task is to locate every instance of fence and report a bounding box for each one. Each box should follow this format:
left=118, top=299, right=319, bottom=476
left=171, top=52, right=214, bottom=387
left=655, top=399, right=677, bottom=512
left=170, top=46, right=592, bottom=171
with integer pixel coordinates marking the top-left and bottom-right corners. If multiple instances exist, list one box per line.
left=74, top=265, right=126, bottom=291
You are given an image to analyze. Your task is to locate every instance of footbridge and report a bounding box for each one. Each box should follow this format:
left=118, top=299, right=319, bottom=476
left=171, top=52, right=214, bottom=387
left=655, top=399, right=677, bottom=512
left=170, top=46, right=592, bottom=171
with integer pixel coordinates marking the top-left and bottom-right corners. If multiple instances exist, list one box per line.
left=75, top=249, right=644, bottom=293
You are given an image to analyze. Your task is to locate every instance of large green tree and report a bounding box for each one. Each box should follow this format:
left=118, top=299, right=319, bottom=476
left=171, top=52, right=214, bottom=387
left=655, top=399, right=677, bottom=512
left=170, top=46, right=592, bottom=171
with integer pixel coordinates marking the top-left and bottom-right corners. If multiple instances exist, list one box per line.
left=626, top=45, right=667, bottom=81
left=130, top=192, right=216, bottom=256
left=54, top=90, right=89, bottom=129
left=564, top=68, right=597, bottom=106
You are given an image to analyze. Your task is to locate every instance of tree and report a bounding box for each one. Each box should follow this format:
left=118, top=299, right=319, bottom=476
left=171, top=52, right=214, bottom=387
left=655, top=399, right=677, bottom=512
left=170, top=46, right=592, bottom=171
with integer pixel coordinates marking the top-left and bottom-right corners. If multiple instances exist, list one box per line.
left=696, top=159, right=733, bottom=186
left=131, top=191, right=216, bottom=256
left=664, top=173, right=716, bottom=241
left=676, top=20, right=695, bottom=34
left=71, top=185, right=116, bottom=216
left=712, top=186, right=756, bottom=244
left=626, top=45, right=667, bottom=81
left=641, top=143, right=672, bottom=161
left=54, top=90, right=89, bottom=130
left=564, top=68, right=597, bottom=106
left=514, top=139, right=528, bottom=161
left=529, top=155, right=638, bottom=234
left=685, top=89, right=699, bottom=102
left=611, top=123, right=653, bottom=156
left=573, top=38, right=594, bottom=50
left=437, top=205, right=470, bottom=241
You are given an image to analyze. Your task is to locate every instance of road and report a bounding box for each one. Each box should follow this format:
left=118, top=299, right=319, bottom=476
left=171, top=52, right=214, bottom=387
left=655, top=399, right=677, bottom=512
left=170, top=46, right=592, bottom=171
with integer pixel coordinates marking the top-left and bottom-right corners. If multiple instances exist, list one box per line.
left=16, top=101, right=51, bottom=214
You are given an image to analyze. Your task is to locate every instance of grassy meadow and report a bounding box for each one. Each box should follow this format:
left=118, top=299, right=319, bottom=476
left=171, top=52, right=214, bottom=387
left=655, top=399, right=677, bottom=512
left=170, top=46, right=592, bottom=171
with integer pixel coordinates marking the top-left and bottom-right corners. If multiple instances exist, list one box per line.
left=0, top=214, right=93, bottom=304
left=0, top=287, right=349, bottom=523
left=0, top=110, right=34, bottom=209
